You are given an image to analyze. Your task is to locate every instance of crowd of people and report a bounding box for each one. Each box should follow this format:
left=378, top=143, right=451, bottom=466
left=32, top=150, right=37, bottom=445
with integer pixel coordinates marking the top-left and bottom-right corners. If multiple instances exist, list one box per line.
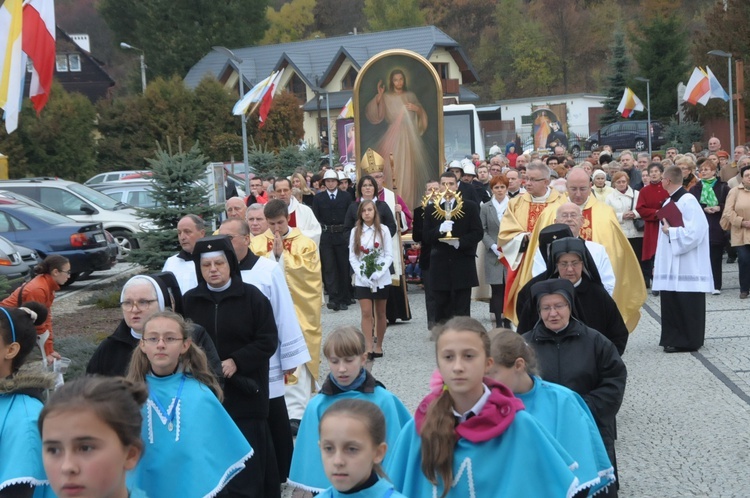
left=2, top=137, right=749, bottom=498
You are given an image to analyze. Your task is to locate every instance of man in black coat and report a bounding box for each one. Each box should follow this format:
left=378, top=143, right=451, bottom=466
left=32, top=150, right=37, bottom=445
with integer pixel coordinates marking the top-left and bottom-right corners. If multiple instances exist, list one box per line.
left=412, top=179, right=440, bottom=330
left=183, top=235, right=279, bottom=498
left=313, top=169, right=353, bottom=311
left=423, top=171, right=483, bottom=323
left=523, top=279, right=626, bottom=497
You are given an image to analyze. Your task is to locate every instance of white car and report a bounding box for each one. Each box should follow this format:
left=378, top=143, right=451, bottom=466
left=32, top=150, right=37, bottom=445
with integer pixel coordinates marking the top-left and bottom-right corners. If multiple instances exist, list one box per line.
left=0, top=178, right=150, bottom=256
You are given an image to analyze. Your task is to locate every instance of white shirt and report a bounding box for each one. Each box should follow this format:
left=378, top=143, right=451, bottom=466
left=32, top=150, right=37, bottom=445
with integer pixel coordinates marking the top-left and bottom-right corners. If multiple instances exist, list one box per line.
left=162, top=254, right=197, bottom=294
left=452, top=384, right=491, bottom=423
left=348, top=224, right=393, bottom=289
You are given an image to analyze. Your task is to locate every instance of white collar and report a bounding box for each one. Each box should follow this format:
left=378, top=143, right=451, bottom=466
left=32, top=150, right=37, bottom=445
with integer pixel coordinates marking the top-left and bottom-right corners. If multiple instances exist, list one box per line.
left=327, top=189, right=337, bottom=198
left=207, top=280, right=232, bottom=292
left=530, top=188, right=551, bottom=203
left=452, top=384, right=491, bottom=423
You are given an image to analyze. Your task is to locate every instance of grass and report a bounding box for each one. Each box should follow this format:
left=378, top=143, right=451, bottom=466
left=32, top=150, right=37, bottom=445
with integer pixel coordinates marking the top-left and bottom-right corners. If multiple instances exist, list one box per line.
left=55, top=335, right=100, bottom=381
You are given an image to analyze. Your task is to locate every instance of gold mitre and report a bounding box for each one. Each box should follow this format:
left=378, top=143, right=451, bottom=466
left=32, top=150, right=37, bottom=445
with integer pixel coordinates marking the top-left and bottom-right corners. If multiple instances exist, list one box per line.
left=361, top=148, right=385, bottom=175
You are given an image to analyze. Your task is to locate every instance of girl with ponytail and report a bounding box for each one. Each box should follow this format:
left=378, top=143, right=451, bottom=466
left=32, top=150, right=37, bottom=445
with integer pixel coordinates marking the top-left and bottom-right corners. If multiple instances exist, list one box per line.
left=386, top=317, right=584, bottom=498
left=0, top=302, right=54, bottom=497
left=125, top=311, right=253, bottom=498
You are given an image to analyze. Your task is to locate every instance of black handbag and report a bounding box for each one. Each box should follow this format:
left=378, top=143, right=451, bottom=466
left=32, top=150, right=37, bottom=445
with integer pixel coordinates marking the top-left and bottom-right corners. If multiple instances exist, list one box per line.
left=631, top=196, right=645, bottom=232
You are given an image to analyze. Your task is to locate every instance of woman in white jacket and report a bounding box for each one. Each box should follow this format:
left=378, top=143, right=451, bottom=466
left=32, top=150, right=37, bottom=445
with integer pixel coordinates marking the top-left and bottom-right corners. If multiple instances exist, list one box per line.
left=606, top=171, right=647, bottom=281
left=349, top=200, right=393, bottom=359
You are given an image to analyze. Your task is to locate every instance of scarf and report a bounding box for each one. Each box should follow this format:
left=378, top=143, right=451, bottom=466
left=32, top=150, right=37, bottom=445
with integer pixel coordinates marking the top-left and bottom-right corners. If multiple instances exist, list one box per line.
left=491, top=196, right=508, bottom=221
left=328, top=368, right=367, bottom=392
left=682, top=172, right=695, bottom=188
left=700, top=178, right=718, bottom=207
left=415, top=377, right=524, bottom=443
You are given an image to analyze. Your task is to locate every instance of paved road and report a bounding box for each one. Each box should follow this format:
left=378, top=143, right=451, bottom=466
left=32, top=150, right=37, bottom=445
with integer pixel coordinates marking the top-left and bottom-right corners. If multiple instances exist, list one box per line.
left=57, top=262, right=141, bottom=298
left=286, top=259, right=750, bottom=497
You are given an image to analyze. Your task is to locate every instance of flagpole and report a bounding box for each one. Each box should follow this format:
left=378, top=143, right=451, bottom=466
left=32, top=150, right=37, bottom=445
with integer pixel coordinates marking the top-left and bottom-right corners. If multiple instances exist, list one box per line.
left=708, top=50, right=734, bottom=153
left=636, top=77, right=651, bottom=155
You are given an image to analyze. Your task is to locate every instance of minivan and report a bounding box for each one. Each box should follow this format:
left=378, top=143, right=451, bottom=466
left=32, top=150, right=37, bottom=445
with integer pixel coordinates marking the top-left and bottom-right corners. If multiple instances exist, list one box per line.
left=585, top=120, right=665, bottom=152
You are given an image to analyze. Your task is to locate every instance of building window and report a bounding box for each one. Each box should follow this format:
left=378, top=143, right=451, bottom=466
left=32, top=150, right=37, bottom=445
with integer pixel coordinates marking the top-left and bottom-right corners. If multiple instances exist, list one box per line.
left=340, top=67, right=357, bottom=90
left=286, top=73, right=307, bottom=103
left=68, top=54, right=81, bottom=72
left=56, top=54, right=68, bottom=72
left=432, top=63, right=449, bottom=80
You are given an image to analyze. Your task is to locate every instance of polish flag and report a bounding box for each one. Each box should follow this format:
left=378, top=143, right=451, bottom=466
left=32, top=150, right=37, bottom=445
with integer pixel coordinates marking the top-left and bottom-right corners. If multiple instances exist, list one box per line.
left=23, top=0, right=56, bottom=113
left=683, top=67, right=710, bottom=106
left=258, top=68, right=284, bottom=128
left=0, top=0, right=24, bottom=133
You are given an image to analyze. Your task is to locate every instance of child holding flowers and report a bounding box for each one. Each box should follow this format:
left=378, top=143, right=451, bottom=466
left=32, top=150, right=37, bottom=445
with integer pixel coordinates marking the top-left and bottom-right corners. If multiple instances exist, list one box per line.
left=348, top=200, right=393, bottom=359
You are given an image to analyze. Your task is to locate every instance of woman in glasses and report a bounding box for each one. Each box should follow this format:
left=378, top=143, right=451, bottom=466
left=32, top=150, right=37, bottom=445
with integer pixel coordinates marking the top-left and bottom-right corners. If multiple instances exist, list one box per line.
left=1, top=254, right=69, bottom=364
left=86, top=272, right=220, bottom=378
left=522, top=279, right=626, bottom=498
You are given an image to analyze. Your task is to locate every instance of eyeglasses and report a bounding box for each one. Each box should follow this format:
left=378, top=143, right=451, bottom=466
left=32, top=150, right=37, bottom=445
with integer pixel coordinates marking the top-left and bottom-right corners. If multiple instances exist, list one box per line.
left=526, top=177, right=546, bottom=183
left=60, top=269, right=72, bottom=275
left=142, top=336, right=185, bottom=345
left=540, top=303, right=569, bottom=313
left=120, top=299, right=157, bottom=311
left=557, top=260, right=583, bottom=269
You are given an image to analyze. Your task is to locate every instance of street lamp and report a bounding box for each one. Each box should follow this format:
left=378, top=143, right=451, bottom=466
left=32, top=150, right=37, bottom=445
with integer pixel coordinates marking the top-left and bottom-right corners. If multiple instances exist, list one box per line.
left=708, top=49, right=734, bottom=153
left=213, top=46, right=250, bottom=197
left=635, top=76, right=651, bottom=156
left=119, top=42, right=146, bottom=95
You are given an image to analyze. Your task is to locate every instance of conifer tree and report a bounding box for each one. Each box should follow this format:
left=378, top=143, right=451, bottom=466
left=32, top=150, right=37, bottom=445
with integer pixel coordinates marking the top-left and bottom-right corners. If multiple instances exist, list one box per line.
left=600, top=31, right=630, bottom=127
left=128, top=141, right=220, bottom=270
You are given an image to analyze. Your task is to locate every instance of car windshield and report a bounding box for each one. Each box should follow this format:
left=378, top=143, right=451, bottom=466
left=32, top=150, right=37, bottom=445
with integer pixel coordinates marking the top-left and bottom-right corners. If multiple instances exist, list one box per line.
left=68, top=183, right=124, bottom=210
left=14, top=206, right=75, bottom=225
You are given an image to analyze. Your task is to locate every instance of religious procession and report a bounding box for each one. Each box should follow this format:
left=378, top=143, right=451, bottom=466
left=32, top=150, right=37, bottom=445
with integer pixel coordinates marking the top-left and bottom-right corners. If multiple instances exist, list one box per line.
left=3, top=6, right=750, bottom=498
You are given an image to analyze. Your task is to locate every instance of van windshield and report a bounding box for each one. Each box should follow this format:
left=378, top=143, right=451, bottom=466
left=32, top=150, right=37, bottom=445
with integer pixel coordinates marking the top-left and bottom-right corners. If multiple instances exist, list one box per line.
left=68, top=183, right=124, bottom=210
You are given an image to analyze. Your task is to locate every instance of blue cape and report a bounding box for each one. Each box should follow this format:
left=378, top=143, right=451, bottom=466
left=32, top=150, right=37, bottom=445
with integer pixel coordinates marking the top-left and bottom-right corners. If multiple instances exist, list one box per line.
left=0, top=393, right=48, bottom=493
left=518, top=376, right=615, bottom=495
left=127, top=373, right=253, bottom=498
left=317, top=476, right=408, bottom=498
left=386, top=413, right=581, bottom=498
left=288, top=384, right=411, bottom=492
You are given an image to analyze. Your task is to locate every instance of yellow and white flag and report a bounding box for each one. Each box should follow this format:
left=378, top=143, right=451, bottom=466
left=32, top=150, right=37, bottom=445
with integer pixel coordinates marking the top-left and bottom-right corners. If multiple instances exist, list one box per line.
left=617, top=87, right=644, bottom=118
left=0, top=0, right=24, bottom=133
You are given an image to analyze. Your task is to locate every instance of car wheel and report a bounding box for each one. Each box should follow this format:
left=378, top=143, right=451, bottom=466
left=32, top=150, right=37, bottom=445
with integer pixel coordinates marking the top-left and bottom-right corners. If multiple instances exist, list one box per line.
left=588, top=141, right=598, bottom=151
left=111, top=230, right=139, bottom=258
left=635, top=139, right=646, bottom=151
left=571, top=145, right=581, bottom=158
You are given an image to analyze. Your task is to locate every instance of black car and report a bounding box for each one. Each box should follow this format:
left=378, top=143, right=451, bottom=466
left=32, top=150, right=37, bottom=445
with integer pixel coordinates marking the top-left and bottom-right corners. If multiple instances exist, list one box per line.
left=585, top=120, right=666, bottom=152
left=0, top=204, right=118, bottom=283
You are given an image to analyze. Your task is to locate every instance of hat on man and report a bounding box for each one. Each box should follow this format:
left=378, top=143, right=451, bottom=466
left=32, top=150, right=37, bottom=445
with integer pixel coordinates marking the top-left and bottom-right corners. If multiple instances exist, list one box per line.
left=323, top=170, right=338, bottom=181
left=361, top=148, right=384, bottom=175
left=463, top=162, right=477, bottom=176
left=717, top=150, right=730, bottom=159
left=447, top=160, right=463, bottom=172
left=337, top=171, right=349, bottom=182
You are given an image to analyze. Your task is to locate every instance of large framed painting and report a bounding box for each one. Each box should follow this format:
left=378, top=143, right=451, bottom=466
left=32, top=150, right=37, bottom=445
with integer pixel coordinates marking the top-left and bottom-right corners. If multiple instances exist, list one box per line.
left=353, top=49, right=444, bottom=209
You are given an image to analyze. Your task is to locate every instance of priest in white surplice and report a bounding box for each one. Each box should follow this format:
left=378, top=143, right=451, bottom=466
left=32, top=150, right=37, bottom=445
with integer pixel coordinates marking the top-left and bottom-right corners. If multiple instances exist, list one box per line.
left=653, top=164, right=713, bottom=353
left=274, top=177, right=321, bottom=246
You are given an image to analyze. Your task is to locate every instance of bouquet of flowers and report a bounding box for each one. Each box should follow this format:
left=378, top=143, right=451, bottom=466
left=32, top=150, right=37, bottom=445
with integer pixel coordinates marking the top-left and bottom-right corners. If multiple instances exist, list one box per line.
left=360, top=242, right=384, bottom=292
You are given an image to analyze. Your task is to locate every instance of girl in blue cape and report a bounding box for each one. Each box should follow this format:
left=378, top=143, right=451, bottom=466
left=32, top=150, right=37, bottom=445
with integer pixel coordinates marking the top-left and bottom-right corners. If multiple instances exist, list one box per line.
left=39, top=376, right=148, bottom=498
left=488, top=328, right=616, bottom=496
left=316, top=399, right=408, bottom=498
left=386, top=316, right=583, bottom=498
left=288, top=326, right=411, bottom=493
left=0, top=302, right=53, bottom=498
left=125, top=311, right=253, bottom=498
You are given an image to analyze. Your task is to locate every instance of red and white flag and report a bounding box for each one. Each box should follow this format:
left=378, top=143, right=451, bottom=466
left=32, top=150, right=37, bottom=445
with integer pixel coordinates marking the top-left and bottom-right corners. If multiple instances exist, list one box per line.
left=23, top=0, right=56, bottom=114
left=683, top=67, right=710, bottom=106
left=258, top=68, right=285, bottom=128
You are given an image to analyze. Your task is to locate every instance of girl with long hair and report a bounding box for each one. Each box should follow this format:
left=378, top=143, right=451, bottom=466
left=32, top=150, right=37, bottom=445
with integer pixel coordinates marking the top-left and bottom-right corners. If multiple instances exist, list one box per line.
left=386, top=317, right=581, bottom=498
left=126, top=311, right=253, bottom=498
left=348, top=200, right=393, bottom=358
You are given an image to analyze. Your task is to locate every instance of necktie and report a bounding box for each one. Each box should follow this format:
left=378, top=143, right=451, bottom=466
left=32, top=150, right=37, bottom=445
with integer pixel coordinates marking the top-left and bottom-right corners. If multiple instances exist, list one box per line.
left=330, top=193, right=335, bottom=200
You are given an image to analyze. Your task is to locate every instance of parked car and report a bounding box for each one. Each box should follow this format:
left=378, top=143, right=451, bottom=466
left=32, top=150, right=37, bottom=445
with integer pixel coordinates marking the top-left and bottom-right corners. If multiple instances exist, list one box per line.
left=0, top=178, right=149, bottom=257
left=85, top=170, right=149, bottom=185
left=91, top=180, right=158, bottom=209
left=0, top=235, right=32, bottom=288
left=0, top=204, right=118, bottom=284
left=585, top=120, right=665, bottom=152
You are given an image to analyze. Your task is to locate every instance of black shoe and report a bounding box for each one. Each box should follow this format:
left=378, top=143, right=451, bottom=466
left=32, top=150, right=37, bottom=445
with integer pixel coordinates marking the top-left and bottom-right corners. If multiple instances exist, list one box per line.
left=652, top=290, right=660, bottom=296
left=371, top=352, right=383, bottom=359
left=663, top=346, right=693, bottom=353
left=727, top=257, right=737, bottom=264
left=347, top=298, right=356, bottom=305
left=339, top=303, right=348, bottom=311
left=327, top=302, right=340, bottom=311
left=290, top=418, right=300, bottom=436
